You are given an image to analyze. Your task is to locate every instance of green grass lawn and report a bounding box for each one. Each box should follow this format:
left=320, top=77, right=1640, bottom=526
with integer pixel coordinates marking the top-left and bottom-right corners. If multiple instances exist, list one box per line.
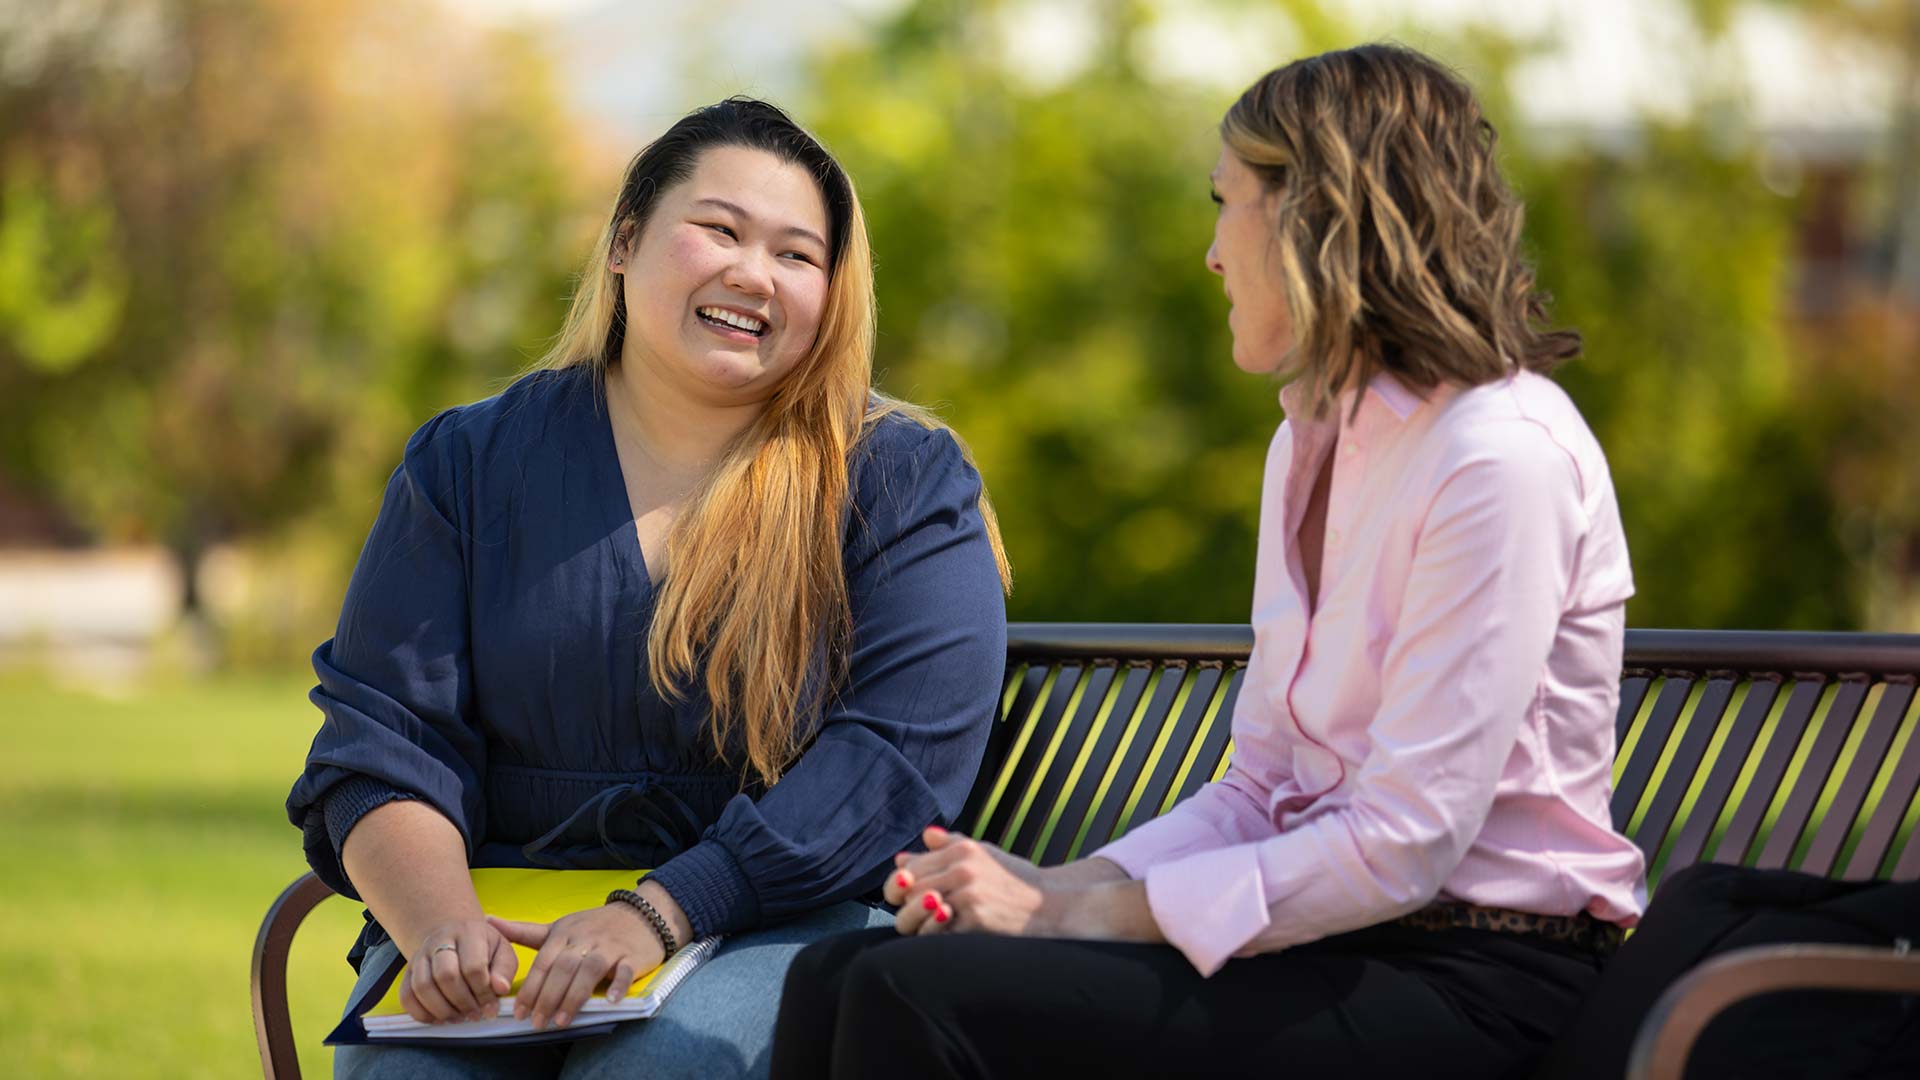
left=0, top=671, right=364, bottom=1078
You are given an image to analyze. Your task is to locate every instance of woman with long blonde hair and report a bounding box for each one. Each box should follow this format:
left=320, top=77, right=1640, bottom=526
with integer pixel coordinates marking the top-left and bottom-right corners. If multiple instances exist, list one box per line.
left=288, top=97, right=1010, bottom=1079
left=772, top=44, right=1643, bottom=1079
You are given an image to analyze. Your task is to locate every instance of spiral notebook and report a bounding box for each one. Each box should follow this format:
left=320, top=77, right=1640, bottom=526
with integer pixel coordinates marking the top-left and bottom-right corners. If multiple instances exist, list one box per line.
left=326, top=868, right=722, bottom=1047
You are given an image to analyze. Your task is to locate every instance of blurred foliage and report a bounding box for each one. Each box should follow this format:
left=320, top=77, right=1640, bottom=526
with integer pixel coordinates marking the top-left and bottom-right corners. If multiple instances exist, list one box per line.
left=0, top=157, right=127, bottom=372
left=807, top=0, right=1280, bottom=622
left=0, top=0, right=593, bottom=629
left=1516, top=128, right=1854, bottom=630
left=0, top=0, right=1916, bottom=662
left=806, top=0, right=1915, bottom=630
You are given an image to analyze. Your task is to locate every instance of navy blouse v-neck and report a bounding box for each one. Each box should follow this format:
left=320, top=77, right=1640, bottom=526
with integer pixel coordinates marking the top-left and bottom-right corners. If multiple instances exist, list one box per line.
left=286, top=366, right=1008, bottom=939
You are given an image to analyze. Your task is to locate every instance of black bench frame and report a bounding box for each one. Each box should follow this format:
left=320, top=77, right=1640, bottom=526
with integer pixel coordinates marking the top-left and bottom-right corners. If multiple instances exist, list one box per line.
left=252, top=624, right=1920, bottom=1079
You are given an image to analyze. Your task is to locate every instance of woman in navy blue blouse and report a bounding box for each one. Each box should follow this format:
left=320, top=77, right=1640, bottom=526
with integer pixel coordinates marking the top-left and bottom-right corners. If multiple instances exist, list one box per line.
left=286, top=98, right=1010, bottom=1079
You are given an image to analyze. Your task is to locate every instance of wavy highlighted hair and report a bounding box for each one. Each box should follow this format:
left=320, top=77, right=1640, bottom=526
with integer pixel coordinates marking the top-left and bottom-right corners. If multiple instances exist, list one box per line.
left=1222, top=44, right=1580, bottom=419
left=535, top=98, right=1010, bottom=785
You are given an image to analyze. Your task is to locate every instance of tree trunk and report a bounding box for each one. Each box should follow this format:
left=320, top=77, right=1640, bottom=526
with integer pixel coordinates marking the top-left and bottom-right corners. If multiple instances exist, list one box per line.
left=167, top=514, right=221, bottom=671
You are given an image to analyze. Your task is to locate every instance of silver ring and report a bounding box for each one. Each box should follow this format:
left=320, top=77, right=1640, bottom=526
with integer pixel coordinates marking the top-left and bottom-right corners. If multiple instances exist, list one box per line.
left=431, top=943, right=458, bottom=956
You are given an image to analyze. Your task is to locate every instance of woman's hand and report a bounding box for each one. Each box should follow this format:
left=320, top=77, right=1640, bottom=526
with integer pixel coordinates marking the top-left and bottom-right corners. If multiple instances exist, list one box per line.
left=885, top=826, right=1165, bottom=944
left=399, top=917, right=519, bottom=1025
left=490, top=903, right=665, bottom=1030
left=883, top=826, right=1051, bottom=936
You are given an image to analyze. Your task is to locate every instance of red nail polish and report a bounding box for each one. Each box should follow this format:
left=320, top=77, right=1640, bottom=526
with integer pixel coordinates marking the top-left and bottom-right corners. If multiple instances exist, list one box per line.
left=926, top=825, right=947, bottom=837
left=934, top=908, right=949, bottom=924
left=896, top=872, right=910, bottom=889
left=922, top=893, right=939, bottom=911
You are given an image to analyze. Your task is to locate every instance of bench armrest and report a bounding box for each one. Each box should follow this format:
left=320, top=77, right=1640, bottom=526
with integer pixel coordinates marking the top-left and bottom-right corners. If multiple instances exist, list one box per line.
left=250, top=872, right=337, bottom=1080
left=1625, top=942, right=1920, bottom=1080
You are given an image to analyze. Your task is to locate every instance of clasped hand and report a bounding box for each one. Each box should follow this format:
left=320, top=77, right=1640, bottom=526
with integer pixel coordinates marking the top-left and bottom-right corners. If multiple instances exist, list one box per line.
left=882, top=825, right=1052, bottom=936
left=401, top=905, right=663, bottom=1030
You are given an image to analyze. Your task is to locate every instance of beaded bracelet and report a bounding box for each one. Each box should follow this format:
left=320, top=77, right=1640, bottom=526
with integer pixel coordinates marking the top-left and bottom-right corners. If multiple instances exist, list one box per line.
left=607, top=888, right=680, bottom=959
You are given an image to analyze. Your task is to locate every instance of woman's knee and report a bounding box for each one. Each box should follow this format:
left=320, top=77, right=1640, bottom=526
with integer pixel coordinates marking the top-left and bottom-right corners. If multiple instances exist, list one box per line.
left=834, top=936, right=976, bottom=1029
left=782, top=928, right=898, bottom=1007
left=782, top=934, right=841, bottom=1001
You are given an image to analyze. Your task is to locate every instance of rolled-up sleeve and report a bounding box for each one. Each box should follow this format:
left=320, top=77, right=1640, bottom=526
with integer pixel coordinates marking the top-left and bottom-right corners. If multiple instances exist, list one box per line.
left=1122, top=437, right=1584, bottom=975
left=647, top=425, right=1008, bottom=936
left=285, top=412, right=486, bottom=900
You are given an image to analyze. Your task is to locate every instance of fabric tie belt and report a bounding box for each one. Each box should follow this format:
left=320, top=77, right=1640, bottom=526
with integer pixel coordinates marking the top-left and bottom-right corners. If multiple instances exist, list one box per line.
left=1394, top=901, right=1626, bottom=956
left=518, top=778, right=708, bottom=870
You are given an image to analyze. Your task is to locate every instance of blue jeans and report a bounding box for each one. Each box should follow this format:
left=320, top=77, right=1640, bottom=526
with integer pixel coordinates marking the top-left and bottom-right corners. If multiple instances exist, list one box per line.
left=335, top=901, right=894, bottom=1080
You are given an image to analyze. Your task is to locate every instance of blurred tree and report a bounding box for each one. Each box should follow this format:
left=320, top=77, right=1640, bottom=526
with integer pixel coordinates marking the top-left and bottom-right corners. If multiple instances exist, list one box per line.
left=804, top=0, right=1355, bottom=622
left=1770, top=0, right=1920, bottom=628
left=1515, top=127, right=1853, bottom=628
left=0, top=0, right=588, bottom=644
left=806, top=0, right=1889, bottom=629
left=2, top=0, right=1911, bottom=661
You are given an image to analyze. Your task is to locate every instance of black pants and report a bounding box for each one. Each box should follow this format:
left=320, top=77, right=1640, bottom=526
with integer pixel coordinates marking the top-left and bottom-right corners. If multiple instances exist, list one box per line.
left=1534, top=863, right=1920, bottom=1080
left=771, top=922, right=1606, bottom=1080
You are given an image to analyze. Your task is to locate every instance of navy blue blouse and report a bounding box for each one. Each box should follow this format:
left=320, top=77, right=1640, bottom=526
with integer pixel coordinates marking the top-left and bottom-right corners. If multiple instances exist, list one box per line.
left=286, top=366, right=1007, bottom=939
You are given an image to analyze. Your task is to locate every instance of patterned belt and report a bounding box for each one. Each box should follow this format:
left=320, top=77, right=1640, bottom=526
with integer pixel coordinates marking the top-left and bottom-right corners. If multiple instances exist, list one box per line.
left=1394, top=901, right=1626, bottom=956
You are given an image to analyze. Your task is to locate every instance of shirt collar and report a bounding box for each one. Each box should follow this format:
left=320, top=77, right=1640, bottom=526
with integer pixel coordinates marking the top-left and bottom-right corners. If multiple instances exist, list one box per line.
left=1366, top=369, right=1425, bottom=422
left=1279, top=368, right=1428, bottom=430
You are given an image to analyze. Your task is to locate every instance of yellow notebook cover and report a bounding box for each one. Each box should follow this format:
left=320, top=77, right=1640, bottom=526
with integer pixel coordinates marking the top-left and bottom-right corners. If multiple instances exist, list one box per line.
left=346, top=867, right=722, bottom=1043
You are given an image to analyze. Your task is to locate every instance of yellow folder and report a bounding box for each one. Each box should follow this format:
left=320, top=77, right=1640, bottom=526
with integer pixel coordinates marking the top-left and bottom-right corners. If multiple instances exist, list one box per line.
left=349, top=867, right=721, bottom=1043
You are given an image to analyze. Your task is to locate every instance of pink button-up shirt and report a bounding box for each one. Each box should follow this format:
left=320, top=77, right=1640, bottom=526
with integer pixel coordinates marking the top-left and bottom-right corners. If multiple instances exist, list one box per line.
left=1093, top=369, right=1647, bottom=976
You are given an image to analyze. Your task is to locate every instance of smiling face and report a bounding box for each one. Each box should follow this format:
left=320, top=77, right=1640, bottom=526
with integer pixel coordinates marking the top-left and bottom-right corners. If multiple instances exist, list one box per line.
left=1206, top=145, right=1293, bottom=375
left=613, top=144, right=832, bottom=404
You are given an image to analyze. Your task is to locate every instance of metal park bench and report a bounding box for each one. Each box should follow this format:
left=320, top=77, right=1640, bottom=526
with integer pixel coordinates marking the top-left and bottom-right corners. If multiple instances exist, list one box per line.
left=253, top=624, right=1920, bottom=1079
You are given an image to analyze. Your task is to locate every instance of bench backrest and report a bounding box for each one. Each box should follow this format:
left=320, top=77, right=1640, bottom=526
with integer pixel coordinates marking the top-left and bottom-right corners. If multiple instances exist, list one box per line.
left=961, top=625, right=1920, bottom=886
left=254, top=624, right=1920, bottom=1078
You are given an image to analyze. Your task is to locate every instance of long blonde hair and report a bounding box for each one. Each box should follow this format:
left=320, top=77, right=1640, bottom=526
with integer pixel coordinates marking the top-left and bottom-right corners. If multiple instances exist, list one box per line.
left=1222, top=44, right=1581, bottom=419
left=535, top=99, right=1010, bottom=784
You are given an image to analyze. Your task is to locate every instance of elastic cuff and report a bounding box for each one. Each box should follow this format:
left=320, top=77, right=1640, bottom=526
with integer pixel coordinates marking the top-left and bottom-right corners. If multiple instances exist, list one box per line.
left=647, top=839, right=761, bottom=937
left=322, top=774, right=418, bottom=862
left=301, top=808, right=358, bottom=900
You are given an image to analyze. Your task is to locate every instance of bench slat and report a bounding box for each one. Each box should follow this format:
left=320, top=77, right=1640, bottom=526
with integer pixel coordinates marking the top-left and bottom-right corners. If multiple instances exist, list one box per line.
left=1118, top=665, right=1225, bottom=841
left=958, top=664, right=1050, bottom=832
left=1039, top=664, right=1153, bottom=865
left=1076, top=663, right=1189, bottom=857
left=1844, top=683, right=1920, bottom=880
left=982, top=664, right=1085, bottom=845
left=1757, top=679, right=1870, bottom=871
left=1612, top=677, right=1696, bottom=833
left=1893, top=815, right=1920, bottom=881
left=1616, top=675, right=1653, bottom=746
left=1713, top=677, right=1826, bottom=866
left=1630, top=677, right=1737, bottom=867
left=1175, top=667, right=1244, bottom=806
left=1666, top=678, right=1781, bottom=872
left=1009, top=664, right=1118, bottom=858
left=1802, top=681, right=1915, bottom=877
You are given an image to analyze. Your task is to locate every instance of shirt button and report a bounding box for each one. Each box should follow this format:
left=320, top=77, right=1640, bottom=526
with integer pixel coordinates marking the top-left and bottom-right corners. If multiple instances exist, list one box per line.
left=1328, top=528, right=1343, bottom=547
left=1342, top=441, right=1357, bottom=456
